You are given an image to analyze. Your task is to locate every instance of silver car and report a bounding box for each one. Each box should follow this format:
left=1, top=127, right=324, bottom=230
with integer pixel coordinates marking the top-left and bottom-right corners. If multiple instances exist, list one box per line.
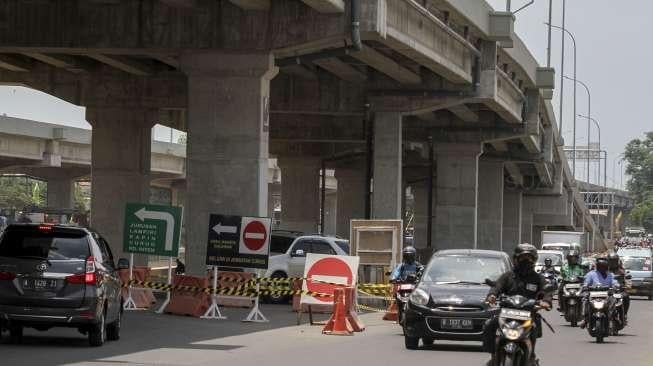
left=0, top=224, right=126, bottom=346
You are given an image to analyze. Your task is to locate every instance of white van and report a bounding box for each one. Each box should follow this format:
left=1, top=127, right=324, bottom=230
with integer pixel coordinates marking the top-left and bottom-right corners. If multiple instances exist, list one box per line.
left=541, top=242, right=582, bottom=257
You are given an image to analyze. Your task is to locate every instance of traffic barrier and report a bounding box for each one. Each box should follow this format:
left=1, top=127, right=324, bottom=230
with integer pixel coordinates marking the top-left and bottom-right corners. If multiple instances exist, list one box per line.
left=217, top=271, right=254, bottom=308
left=382, top=284, right=399, bottom=321
left=293, top=279, right=331, bottom=313
left=119, top=267, right=156, bottom=309
left=164, top=275, right=210, bottom=317
left=322, top=288, right=354, bottom=336
left=344, top=287, right=365, bottom=332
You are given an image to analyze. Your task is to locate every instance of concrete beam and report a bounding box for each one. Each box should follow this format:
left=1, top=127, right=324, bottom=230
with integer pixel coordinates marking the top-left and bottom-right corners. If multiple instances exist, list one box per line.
left=301, top=0, right=345, bottom=13
left=448, top=104, right=479, bottom=123
left=351, top=46, right=421, bottom=85
left=228, top=0, right=270, bottom=11
left=86, top=54, right=152, bottom=76
left=313, top=58, right=366, bottom=83
left=152, top=55, right=180, bottom=69
left=279, top=65, right=317, bottom=80
left=0, top=55, right=30, bottom=72
left=21, top=53, right=86, bottom=73
left=505, top=162, right=524, bottom=187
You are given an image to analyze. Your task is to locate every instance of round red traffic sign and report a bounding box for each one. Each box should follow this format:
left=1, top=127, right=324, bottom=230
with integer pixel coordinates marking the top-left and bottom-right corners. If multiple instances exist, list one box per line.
left=306, top=257, right=353, bottom=303
left=242, top=220, right=268, bottom=251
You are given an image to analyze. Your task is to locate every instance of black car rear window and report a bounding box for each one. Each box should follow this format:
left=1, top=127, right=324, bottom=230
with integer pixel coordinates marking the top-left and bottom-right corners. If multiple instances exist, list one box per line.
left=271, top=236, right=295, bottom=253
left=0, top=230, right=89, bottom=260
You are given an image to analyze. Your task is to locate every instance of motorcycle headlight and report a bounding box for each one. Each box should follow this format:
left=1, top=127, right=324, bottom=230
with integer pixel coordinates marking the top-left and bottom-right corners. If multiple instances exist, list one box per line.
left=409, top=288, right=429, bottom=306
left=592, top=300, right=605, bottom=310
left=501, top=325, right=524, bottom=341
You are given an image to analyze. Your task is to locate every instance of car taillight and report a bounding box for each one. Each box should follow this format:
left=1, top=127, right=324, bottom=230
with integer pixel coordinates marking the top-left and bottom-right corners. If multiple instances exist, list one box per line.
left=66, top=256, right=97, bottom=285
left=0, top=271, right=16, bottom=281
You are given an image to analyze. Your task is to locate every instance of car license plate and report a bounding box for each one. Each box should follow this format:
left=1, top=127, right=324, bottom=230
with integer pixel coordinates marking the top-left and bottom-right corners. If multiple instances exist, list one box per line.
left=440, top=318, right=473, bottom=330
left=22, top=278, right=58, bottom=290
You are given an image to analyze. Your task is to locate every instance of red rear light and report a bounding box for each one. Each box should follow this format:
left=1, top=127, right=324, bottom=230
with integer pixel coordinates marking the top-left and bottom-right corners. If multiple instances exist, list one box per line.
left=38, top=225, right=53, bottom=231
left=0, top=271, right=16, bottom=281
left=66, top=256, right=97, bottom=285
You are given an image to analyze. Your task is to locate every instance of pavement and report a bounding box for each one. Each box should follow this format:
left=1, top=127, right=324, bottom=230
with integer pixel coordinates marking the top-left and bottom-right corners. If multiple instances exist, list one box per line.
left=2, top=298, right=653, bottom=366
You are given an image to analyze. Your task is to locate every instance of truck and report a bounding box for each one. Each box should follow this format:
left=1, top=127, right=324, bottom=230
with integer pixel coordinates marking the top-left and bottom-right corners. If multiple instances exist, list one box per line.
left=540, top=231, right=586, bottom=256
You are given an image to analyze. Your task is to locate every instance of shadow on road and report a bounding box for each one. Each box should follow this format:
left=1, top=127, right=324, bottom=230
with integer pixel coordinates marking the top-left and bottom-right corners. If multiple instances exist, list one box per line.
left=424, top=343, right=484, bottom=353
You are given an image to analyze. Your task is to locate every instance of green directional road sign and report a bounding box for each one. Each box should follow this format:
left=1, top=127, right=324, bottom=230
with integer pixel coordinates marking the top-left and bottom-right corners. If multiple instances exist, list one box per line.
left=123, top=203, right=182, bottom=257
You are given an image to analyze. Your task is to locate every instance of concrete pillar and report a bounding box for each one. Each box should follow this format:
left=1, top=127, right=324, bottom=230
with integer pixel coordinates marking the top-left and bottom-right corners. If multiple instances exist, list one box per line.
left=87, top=107, right=155, bottom=261
left=477, top=159, right=504, bottom=250
left=412, top=181, right=435, bottom=249
left=372, top=112, right=402, bottom=219
left=335, top=167, right=366, bottom=238
left=502, top=190, right=522, bottom=255
left=521, top=211, right=533, bottom=244
left=278, top=158, right=321, bottom=233
left=47, top=178, right=75, bottom=209
left=434, top=143, right=483, bottom=250
left=323, top=192, right=337, bottom=236
left=181, top=52, right=277, bottom=275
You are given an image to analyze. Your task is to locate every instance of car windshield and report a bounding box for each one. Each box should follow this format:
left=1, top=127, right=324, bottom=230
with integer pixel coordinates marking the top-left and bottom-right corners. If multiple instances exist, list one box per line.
left=335, top=240, right=350, bottom=254
left=537, top=253, right=562, bottom=266
left=0, top=230, right=89, bottom=260
left=617, top=248, right=652, bottom=258
left=542, top=245, right=568, bottom=252
left=421, top=255, right=505, bottom=284
left=622, top=257, right=651, bottom=272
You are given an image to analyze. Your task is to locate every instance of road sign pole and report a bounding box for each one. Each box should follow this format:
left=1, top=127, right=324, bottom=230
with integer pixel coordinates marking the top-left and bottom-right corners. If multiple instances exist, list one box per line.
left=156, top=257, right=173, bottom=314
left=201, top=266, right=226, bottom=320
left=123, top=253, right=142, bottom=310
left=243, top=270, right=269, bottom=323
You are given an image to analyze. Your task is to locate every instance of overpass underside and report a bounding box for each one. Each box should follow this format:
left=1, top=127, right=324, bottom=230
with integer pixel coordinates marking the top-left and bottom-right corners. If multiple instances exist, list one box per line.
left=0, top=0, right=604, bottom=272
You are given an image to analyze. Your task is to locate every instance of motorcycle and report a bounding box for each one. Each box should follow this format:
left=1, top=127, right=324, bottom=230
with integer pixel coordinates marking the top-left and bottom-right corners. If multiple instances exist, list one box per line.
left=560, top=277, right=583, bottom=327
left=541, top=271, right=558, bottom=293
left=586, top=286, right=619, bottom=343
left=395, top=273, right=418, bottom=326
left=491, top=295, right=547, bottom=366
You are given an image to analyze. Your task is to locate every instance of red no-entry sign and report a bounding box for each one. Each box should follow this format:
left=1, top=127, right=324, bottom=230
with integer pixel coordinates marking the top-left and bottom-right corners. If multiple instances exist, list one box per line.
left=239, top=217, right=270, bottom=255
left=302, top=254, right=360, bottom=305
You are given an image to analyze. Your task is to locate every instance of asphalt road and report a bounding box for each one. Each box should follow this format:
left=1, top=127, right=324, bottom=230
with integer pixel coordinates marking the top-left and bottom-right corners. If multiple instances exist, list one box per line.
left=2, top=297, right=653, bottom=366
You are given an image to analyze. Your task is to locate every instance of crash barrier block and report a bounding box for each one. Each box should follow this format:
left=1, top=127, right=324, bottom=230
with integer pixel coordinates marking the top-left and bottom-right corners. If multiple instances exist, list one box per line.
left=382, top=284, right=399, bottom=322
left=322, top=288, right=354, bottom=336
left=216, top=271, right=255, bottom=308
left=293, top=279, right=332, bottom=313
left=344, top=287, right=365, bottom=332
left=119, top=267, right=156, bottom=309
left=164, top=275, right=210, bottom=317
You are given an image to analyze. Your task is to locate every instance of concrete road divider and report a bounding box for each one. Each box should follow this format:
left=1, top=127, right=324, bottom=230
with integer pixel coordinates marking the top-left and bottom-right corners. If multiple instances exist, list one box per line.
left=164, top=275, right=210, bottom=317
left=119, top=267, right=156, bottom=309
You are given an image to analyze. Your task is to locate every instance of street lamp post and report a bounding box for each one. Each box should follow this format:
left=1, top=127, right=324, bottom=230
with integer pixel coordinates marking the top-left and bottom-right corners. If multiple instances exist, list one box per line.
left=578, top=115, right=602, bottom=189
left=548, top=23, right=577, bottom=177
left=564, top=76, right=591, bottom=184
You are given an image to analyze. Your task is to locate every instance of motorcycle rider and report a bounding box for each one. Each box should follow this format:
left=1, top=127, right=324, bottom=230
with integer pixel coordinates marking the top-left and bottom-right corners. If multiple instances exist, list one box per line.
left=541, top=258, right=558, bottom=275
left=607, top=252, right=630, bottom=322
left=483, top=244, right=552, bottom=364
left=389, top=246, right=423, bottom=282
left=579, top=257, right=620, bottom=329
left=558, top=251, right=586, bottom=311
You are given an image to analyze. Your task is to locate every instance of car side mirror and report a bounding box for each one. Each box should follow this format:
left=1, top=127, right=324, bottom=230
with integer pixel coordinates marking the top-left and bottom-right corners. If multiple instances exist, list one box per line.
left=292, top=249, right=305, bottom=258
left=484, top=278, right=496, bottom=287
left=117, top=258, right=130, bottom=270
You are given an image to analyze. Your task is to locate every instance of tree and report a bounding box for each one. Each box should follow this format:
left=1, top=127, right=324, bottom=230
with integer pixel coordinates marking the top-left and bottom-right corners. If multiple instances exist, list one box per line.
left=624, top=131, right=653, bottom=231
left=0, top=176, right=45, bottom=210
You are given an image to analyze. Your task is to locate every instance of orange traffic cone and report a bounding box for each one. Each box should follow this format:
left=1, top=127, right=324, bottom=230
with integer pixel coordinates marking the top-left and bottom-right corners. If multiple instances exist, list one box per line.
left=322, top=288, right=354, bottom=336
left=383, top=284, right=398, bottom=321
left=344, top=287, right=365, bottom=332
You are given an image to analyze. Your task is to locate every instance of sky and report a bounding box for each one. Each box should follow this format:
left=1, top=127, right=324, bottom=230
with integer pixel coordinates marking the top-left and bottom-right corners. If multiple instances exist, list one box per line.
left=0, top=0, right=649, bottom=189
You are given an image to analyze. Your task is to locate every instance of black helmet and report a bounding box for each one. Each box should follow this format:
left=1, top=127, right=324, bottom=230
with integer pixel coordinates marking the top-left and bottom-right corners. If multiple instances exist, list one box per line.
left=596, top=257, right=609, bottom=272
left=514, top=243, right=538, bottom=263
left=544, top=258, right=552, bottom=266
left=607, top=252, right=620, bottom=268
left=402, top=246, right=417, bottom=264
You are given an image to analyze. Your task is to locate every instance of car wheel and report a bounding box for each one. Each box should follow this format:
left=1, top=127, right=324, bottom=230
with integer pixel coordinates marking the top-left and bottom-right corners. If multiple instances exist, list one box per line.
left=404, top=336, right=419, bottom=350
left=266, top=272, right=290, bottom=304
left=89, top=309, right=106, bottom=347
left=107, top=308, right=122, bottom=341
left=8, top=324, right=22, bottom=344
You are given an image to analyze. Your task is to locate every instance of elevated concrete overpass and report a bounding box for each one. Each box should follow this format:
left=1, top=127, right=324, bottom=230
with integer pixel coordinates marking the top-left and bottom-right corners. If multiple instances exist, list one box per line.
left=0, top=0, right=604, bottom=272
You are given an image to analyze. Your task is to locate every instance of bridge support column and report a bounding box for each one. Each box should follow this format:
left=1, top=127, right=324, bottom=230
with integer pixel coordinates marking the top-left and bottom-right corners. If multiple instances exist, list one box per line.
left=47, top=178, right=75, bottom=209
left=181, top=52, right=277, bottom=275
left=477, top=159, right=504, bottom=250
left=278, top=157, right=321, bottom=233
left=434, top=143, right=483, bottom=250
left=502, top=190, right=523, bottom=254
left=87, top=107, right=155, bottom=261
left=335, top=166, right=366, bottom=239
left=412, top=181, right=435, bottom=249
left=372, top=112, right=402, bottom=219
left=521, top=210, right=533, bottom=244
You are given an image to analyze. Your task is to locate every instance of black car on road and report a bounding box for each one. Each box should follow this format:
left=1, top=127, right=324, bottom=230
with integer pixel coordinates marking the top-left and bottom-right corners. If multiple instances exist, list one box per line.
left=403, top=249, right=512, bottom=349
left=0, top=224, right=127, bottom=346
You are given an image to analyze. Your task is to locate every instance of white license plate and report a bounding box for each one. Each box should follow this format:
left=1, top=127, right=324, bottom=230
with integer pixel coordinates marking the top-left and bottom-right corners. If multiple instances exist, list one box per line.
left=398, top=284, right=414, bottom=291
left=22, top=278, right=57, bottom=290
left=440, top=318, right=473, bottom=330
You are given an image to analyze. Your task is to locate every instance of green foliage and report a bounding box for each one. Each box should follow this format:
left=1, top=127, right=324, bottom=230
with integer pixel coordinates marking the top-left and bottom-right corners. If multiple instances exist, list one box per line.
left=624, top=131, right=653, bottom=231
left=0, top=176, right=45, bottom=210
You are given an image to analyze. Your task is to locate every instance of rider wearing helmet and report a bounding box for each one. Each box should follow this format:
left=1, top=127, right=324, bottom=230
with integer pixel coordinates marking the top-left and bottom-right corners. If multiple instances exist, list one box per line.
left=579, top=257, right=620, bottom=329
left=558, top=250, right=586, bottom=311
left=541, top=257, right=558, bottom=275
left=483, top=244, right=552, bottom=364
left=607, top=252, right=630, bottom=321
left=389, top=246, right=424, bottom=282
